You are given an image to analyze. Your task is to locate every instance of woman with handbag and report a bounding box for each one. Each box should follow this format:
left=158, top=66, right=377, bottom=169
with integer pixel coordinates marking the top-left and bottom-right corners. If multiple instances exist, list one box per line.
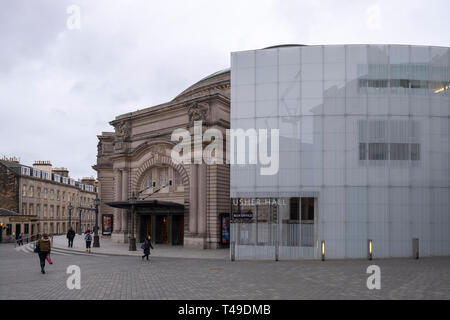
left=141, top=235, right=154, bottom=261
left=35, top=233, right=51, bottom=274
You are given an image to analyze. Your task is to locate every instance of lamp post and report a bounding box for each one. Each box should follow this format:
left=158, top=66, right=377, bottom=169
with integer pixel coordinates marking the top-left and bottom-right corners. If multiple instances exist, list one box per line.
left=79, top=208, right=82, bottom=235
left=93, top=196, right=100, bottom=247
left=68, top=203, right=73, bottom=230
left=128, top=194, right=137, bottom=251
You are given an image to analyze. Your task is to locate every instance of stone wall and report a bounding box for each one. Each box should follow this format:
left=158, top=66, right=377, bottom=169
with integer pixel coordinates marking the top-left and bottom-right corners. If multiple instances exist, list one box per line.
left=0, top=163, right=19, bottom=212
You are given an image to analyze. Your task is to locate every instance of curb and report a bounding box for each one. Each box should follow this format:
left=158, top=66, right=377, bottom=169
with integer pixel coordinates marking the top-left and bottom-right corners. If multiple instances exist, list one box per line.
left=52, top=245, right=139, bottom=257
left=51, top=244, right=229, bottom=260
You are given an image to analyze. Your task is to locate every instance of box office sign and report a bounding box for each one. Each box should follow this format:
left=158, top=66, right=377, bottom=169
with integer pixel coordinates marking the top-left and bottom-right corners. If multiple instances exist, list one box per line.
left=9, top=217, right=30, bottom=222
left=232, top=210, right=253, bottom=222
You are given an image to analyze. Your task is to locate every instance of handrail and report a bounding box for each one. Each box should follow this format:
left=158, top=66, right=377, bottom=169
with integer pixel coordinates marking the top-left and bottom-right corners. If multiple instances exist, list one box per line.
left=14, top=233, right=55, bottom=247
left=14, top=233, right=39, bottom=247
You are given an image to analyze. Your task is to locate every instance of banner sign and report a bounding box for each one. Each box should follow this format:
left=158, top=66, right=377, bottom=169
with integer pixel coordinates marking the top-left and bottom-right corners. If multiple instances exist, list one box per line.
left=102, top=214, right=113, bottom=235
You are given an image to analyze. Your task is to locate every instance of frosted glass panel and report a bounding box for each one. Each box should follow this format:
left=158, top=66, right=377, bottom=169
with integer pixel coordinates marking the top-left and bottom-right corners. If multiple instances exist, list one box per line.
left=231, top=45, right=450, bottom=259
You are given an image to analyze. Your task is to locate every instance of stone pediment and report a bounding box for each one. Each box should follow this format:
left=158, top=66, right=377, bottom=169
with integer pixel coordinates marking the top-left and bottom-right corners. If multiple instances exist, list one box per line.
left=131, top=141, right=175, bottom=160
left=111, top=120, right=132, bottom=152
left=148, top=143, right=170, bottom=156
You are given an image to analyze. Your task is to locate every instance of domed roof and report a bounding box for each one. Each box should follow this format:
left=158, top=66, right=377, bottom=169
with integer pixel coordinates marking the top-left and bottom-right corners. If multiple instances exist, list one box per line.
left=263, top=44, right=307, bottom=49
left=173, top=68, right=230, bottom=102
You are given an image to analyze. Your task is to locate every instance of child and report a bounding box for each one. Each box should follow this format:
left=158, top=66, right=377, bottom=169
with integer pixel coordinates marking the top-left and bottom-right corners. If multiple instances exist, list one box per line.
left=84, top=229, right=92, bottom=253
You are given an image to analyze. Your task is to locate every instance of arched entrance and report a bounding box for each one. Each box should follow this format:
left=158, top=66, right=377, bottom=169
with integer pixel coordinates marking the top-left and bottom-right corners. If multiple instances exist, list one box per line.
left=105, top=144, right=190, bottom=248
left=132, top=151, right=189, bottom=246
left=106, top=199, right=185, bottom=245
left=137, top=202, right=185, bottom=245
left=135, top=163, right=186, bottom=245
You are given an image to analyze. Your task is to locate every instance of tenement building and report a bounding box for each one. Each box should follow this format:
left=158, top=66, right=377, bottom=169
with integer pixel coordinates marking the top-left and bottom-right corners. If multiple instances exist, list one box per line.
left=94, top=70, right=230, bottom=248
left=0, top=157, right=98, bottom=241
left=230, top=44, right=449, bottom=259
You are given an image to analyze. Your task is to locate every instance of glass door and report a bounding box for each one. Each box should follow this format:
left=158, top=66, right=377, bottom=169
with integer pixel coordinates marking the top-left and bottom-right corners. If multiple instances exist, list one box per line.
left=155, top=215, right=168, bottom=244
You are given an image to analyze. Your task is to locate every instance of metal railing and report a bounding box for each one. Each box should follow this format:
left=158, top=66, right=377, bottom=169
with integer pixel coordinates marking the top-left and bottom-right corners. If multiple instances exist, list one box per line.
left=14, top=233, right=54, bottom=247
left=230, top=222, right=317, bottom=260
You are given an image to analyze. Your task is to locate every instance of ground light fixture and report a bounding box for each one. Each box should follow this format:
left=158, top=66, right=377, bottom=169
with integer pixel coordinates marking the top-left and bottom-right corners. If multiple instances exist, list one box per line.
left=321, top=241, right=325, bottom=261
left=368, top=239, right=373, bottom=260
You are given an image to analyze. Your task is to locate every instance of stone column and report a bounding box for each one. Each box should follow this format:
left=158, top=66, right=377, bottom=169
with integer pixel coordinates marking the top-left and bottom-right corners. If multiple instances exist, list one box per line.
left=168, top=215, right=173, bottom=245
left=114, top=170, right=122, bottom=232
left=121, top=169, right=129, bottom=235
left=198, top=163, right=207, bottom=235
left=189, top=164, right=198, bottom=234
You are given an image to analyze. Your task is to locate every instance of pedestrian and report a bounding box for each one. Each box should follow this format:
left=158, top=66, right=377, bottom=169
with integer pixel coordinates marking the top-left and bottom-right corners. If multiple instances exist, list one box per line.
left=67, top=227, right=75, bottom=248
left=35, top=233, right=51, bottom=274
left=17, top=233, right=23, bottom=246
left=141, top=235, right=154, bottom=261
left=84, top=228, right=92, bottom=253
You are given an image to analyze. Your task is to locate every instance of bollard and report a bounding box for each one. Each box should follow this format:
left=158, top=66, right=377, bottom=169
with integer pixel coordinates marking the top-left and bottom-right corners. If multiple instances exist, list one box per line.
left=275, top=240, right=279, bottom=262
left=231, top=241, right=235, bottom=261
left=412, top=238, right=419, bottom=259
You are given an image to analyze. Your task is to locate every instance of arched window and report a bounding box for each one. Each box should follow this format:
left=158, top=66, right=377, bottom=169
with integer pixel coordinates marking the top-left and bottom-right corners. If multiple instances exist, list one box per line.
left=141, top=166, right=185, bottom=194
left=158, top=167, right=169, bottom=188
left=174, top=170, right=184, bottom=192
left=143, top=170, right=152, bottom=189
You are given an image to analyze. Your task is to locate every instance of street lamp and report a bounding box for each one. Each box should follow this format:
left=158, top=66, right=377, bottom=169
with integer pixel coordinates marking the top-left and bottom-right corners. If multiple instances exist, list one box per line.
left=93, top=196, right=101, bottom=248
left=79, top=208, right=82, bottom=235
left=68, top=203, right=73, bottom=230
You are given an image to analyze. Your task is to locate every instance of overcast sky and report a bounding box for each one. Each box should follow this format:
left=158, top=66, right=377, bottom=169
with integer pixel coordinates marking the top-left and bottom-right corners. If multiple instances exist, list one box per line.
left=0, top=0, right=449, bottom=179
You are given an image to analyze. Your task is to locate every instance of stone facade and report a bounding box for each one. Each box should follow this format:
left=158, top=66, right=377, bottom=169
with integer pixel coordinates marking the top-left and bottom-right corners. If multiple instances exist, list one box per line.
left=94, top=69, right=230, bottom=249
left=0, top=159, right=97, bottom=237
left=0, top=162, right=19, bottom=213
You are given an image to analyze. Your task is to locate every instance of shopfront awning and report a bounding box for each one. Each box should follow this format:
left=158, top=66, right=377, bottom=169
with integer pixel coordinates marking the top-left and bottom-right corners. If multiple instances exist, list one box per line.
left=105, top=199, right=184, bottom=215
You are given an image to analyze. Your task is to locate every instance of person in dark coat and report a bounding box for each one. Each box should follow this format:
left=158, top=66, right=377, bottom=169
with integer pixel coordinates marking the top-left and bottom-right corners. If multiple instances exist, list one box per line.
left=36, top=233, right=51, bottom=274
left=17, top=233, right=23, bottom=246
left=141, top=235, right=154, bottom=261
left=67, top=227, right=75, bottom=248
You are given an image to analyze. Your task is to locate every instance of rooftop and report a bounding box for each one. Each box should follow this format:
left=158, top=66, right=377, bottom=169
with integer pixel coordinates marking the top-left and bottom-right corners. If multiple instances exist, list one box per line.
left=0, top=208, right=21, bottom=216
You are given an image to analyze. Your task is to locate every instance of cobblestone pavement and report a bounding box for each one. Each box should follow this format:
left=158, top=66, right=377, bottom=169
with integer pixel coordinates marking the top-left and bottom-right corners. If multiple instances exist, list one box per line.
left=1, top=243, right=450, bottom=300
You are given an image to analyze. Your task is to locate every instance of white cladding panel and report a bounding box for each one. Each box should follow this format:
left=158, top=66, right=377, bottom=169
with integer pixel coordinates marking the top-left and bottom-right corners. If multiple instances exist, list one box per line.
left=231, top=45, right=450, bottom=258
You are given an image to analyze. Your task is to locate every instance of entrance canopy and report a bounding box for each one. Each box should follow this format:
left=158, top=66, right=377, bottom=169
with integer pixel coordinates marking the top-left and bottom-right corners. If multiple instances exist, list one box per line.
left=105, top=199, right=184, bottom=215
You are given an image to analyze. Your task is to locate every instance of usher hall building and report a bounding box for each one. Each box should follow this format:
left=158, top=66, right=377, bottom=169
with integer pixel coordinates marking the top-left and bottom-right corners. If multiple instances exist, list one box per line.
left=96, top=44, right=449, bottom=259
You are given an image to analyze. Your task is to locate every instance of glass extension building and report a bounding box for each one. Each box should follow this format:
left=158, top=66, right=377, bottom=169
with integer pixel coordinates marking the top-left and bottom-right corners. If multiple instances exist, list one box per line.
left=230, top=44, right=449, bottom=259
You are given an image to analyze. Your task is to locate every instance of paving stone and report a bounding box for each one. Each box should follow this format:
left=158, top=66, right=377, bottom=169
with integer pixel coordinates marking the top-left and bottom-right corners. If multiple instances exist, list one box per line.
left=1, top=243, right=450, bottom=300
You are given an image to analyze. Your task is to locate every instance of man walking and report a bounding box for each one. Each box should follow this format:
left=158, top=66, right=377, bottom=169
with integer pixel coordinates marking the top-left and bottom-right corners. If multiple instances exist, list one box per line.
left=67, top=227, right=75, bottom=248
